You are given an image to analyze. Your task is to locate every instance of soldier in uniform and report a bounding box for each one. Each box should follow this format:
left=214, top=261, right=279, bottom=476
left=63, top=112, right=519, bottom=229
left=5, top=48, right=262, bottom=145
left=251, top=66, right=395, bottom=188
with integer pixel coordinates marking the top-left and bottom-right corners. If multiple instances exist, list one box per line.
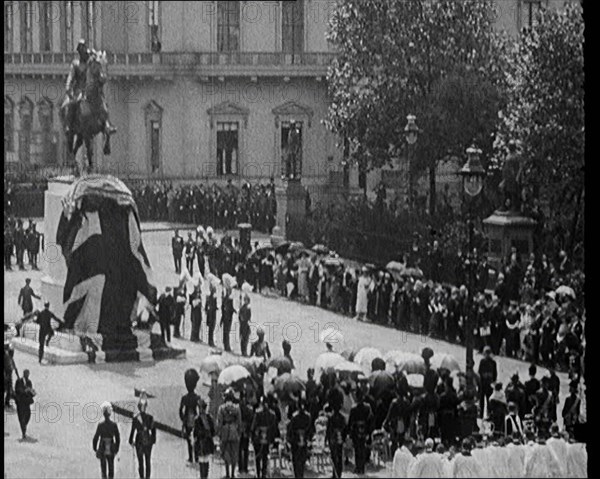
left=287, top=395, right=312, bottom=478
left=327, top=402, right=347, bottom=478
left=171, top=229, right=184, bottom=274
left=205, top=283, right=218, bottom=347
left=238, top=294, right=251, bottom=356
left=18, top=278, right=40, bottom=318
left=14, top=220, right=25, bottom=270
left=184, top=232, right=196, bottom=275
left=477, top=346, right=497, bottom=418
left=93, top=402, right=120, bottom=479
left=179, top=369, right=201, bottom=463
left=4, top=222, right=14, bottom=270
left=61, top=40, right=91, bottom=135
left=238, top=390, right=254, bottom=474
left=251, top=394, right=278, bottom=479
left=189, top=284, right=203, bottom=342
left=348, top=389, right=374, bottom=475
left=221, top=283, right=235, bottom=352
left=25, top=223, right=41, bottom=270
left=128, top=398, right=156, bottom=479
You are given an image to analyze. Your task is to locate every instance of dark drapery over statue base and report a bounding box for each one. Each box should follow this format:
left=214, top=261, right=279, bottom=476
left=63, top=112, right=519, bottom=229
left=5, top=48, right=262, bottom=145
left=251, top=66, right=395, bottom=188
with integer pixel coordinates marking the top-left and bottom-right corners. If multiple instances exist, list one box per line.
left=275, top=181, right=307, bottom=240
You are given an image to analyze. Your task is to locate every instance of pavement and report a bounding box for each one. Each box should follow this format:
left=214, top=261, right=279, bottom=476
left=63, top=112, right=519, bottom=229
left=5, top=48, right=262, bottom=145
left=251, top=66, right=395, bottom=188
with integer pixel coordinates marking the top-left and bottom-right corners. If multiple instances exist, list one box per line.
left=4, top=219, right=580, bottom=478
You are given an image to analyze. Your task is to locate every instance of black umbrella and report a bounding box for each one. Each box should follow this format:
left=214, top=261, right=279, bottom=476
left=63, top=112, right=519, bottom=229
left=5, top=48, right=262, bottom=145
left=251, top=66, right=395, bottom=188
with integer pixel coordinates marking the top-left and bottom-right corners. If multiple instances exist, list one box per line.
left=247, top=245, right=274, bottom=261
left=275, top=241, right=292, bottom=255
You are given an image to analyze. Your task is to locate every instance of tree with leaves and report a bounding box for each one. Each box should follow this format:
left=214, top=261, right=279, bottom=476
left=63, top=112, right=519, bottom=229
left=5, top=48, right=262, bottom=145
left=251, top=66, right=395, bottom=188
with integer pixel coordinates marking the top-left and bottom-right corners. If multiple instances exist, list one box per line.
left=493, top=2, right=584, bottom=261
left=325, top=0, right=508, bottom=215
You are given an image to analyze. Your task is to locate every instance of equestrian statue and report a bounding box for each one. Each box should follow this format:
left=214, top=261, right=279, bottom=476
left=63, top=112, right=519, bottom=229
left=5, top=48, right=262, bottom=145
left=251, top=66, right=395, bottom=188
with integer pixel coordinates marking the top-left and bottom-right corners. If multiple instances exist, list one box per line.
left=59, top=39, right=117, bottom=175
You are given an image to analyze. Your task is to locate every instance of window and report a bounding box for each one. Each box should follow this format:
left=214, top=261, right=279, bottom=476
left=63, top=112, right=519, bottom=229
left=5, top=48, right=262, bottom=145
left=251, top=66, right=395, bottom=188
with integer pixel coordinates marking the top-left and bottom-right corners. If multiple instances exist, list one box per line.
left=150, top=120, right=160, bottom=173
left=81, top=1, right=96, bottom=47
left=18, top=97, right=34, bottom=164
left=217, top=1, right=240, bottom=52
left=282, top=0, right=304, bottom=55
left=524, top=0, right=542, bottom=29
left=4, top=2, right=13, bottom=52
left=39, top=1, right=52, bottom=52
left=145, top=101, right=162, bottom=174
left=217, top=122, right=239, bottom=176
left=4, top=97, right=15, bottom=153
left=61, top=1, right=75, bottom=52
left=20, top=1, right=33, bottom=53
left=147, top=1, right=161, bottom=52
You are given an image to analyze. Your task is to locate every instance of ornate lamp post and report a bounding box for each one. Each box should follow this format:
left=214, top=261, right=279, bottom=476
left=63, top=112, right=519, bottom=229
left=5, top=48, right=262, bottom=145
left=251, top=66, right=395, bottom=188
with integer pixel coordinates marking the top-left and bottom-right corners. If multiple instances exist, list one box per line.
left=458, top=145, right=485, bottom=390
left=404, top=114, right=420, bottom=209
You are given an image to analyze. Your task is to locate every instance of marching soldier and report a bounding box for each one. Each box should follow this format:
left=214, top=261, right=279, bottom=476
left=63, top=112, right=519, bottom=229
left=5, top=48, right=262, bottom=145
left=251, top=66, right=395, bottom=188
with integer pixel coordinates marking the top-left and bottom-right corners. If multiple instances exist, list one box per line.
left=189, top=284, right=203, bottom=342
left=327, top=403, right=347, bottom=478
left=287, top=396, right=313, bottom=478
left=205, top=283, right=218, bottom=347
left=171, top=229, right=184, bottom=274
left=129, top=398, right=156, bottom=479
left=348, top=389, right=374, bottom=475
left=92, top=402, right=120, bottom=479
left=184, top=232, right=196, bottom=275
left=251, top=395, right=278, bottom=479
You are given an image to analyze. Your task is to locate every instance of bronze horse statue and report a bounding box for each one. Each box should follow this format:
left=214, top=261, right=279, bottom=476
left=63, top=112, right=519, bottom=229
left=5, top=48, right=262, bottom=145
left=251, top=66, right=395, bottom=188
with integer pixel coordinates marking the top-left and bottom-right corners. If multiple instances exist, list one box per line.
left=62, top=50, right=115, bottom=175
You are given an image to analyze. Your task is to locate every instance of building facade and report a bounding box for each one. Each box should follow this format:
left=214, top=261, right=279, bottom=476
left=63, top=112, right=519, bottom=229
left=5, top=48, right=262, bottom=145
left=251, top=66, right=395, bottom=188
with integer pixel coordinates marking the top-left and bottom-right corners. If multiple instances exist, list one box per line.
left=3, top=0, right=573, bottom=187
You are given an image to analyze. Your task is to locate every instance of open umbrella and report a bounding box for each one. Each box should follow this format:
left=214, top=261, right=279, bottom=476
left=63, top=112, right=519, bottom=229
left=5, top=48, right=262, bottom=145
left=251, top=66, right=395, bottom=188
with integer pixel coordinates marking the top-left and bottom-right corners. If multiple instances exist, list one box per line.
left=319, top=328, right=344, bottom=346
left=384, top=351, right=426, bottom=375
left=247, top=245, right=274, bottom=261
left=555, top=285, right=576, bottom=299
left=218, top=364, right=250, bottom=385
left=406, top=373, right=424, bottom=389
left=199, top=354, right=228, bottom=375
left=430, top=353, right=461, bottom=372
left=323, top=257, right=344, bottom=268
left=334, top=360, right=364, bottom=375
left=402, top=267, right=424, bottom=279
left=386, top=261, right=406, bottom=282
left=268, top=356, right=293, bottom=375
left=354, top=347, right=383, bottom=372
left=273, top=373, right=305, bottom=397
left=315, top=352, right=345, bottom=374
left=289, top=241, right=305, bottom=253
left=311, top=244, right=330, bottom=255
left=369, top=370, right=395, bottom=398
left=274, top=241, right=291, bottom=255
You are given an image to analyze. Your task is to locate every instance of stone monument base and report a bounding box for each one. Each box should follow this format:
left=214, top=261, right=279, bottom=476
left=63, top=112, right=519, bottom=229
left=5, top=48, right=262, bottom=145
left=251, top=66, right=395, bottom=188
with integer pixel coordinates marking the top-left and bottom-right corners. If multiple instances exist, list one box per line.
left=275, top=180, right=306, bottom=240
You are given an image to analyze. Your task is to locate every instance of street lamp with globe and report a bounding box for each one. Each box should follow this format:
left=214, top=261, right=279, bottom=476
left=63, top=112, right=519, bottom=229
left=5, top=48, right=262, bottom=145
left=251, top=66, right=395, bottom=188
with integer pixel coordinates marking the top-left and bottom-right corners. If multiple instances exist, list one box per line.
left=404, top=114, right=420, bottom=209
left=458, top=145, right=485, bottom=392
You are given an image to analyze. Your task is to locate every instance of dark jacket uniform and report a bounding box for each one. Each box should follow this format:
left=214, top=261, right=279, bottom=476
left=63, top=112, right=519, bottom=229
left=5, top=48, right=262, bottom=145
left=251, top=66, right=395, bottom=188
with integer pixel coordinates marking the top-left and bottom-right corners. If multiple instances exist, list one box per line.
left=220, top=294, right=235, bottom=352
left=180, top=391, right=200, bottom=462
left=194, top=413, right=216, bottom=457
left=129, top=412, right=156, bottom=448
left=327, top=410, right=347, bottom=478
left=205, top=293, right=218, bottom=347
left=171, top=235, right=184, bottom=273
left=189, top=290, right=202, bottom=342
left=348, top=401, right=373, bottom=474
left=18, top=285, right=40, bottom=315
left=287, top=408, right=312, bottom=478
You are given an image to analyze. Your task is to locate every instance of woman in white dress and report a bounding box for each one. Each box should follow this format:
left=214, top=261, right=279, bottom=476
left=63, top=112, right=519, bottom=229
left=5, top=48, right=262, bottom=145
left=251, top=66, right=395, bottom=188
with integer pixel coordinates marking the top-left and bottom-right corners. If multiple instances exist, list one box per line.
left=355, top=267, right=372, bottom=321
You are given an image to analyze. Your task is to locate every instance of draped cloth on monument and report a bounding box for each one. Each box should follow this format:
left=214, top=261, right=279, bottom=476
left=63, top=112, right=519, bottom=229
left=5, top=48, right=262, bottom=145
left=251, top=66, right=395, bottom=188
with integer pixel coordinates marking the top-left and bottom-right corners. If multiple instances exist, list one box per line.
left=56, top=175, right=157, bottom=358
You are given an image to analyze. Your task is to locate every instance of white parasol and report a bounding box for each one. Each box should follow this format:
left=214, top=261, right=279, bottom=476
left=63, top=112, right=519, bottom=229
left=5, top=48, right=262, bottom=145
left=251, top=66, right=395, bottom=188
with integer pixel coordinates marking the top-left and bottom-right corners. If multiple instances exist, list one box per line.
left=353, top=347, right=383, bottom=372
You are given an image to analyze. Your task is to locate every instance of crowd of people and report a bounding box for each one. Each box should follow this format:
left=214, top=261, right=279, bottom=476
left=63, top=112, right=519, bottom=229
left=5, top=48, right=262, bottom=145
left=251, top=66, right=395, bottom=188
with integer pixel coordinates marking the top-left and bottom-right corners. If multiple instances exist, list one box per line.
left=129, top=179, right=278, bottom=234
left=4, top=216, right=43, bottom=271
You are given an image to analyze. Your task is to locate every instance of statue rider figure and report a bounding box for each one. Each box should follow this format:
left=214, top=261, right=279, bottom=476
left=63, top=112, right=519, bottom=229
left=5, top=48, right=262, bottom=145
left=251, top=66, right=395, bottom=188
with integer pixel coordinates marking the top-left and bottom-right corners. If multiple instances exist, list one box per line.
left=286, top=120, right=302, bottom=181
left=61, top=40, right=90, bottom=135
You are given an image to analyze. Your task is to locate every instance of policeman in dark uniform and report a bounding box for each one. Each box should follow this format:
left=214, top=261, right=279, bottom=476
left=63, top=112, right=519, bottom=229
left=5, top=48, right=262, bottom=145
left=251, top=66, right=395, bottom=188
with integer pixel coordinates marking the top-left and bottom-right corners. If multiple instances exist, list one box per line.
left=477, top=346, right=497, bottom=418
left=326, top=404, right=347, bottom=478
left=189, top=284, right=203, bottom=342
left=35, top=301, right=63, bottom=364
left=348, top=389, right=373, bottom=475
left=184, top=232, right=196, bottom=275
left=93, top=402, right=121, bottom=479
left=250, top=395, right=278, bottom=479
left=205, top=284, right=218, bottom=347
left=4, top=223, right=14, bottom=270
left=129, top=398, right=156, bottom=479
left=171, top=229, right=184, bottom=274
left=14, top=220, right=25, bottom=270
left=220, top=288, right=235, bottom=352
left=286, top=395, right=312, bottom=478
left=26, top=223, right=41, bottom=270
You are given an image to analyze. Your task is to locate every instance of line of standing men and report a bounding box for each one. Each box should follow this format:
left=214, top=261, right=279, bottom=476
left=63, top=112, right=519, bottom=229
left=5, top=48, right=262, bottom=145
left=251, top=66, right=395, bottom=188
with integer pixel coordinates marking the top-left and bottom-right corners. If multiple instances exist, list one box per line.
left=4, top=217, right=43, bottom=271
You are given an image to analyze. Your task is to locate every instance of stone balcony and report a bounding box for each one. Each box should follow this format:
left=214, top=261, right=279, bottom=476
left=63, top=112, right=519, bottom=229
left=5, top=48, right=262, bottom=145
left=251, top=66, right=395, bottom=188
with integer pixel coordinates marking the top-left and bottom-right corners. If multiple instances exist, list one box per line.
left=4, top=51, right=336, bottom=80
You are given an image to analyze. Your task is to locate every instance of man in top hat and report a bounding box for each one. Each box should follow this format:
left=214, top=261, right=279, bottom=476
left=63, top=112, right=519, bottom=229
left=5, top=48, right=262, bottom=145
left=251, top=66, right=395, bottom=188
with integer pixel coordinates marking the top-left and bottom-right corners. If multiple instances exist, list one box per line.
left=14, top=369, right=35, bottom=440
left=93, top=402, right=121, bottom=479
left=189, top=283, right=203, bottom=342
left=205, top=282, right=218, bottom=347
left=477, top=346, right=497, bottom=417
left=25, top=222, right=41, bottom=270
left=35, top=301, right=63, bottom=364
left=157, top=286, right=175, bottom=345
left=171, top=229, right=184, bottom=274
left=238, top=294, right=251, bottom=356
left=184, top=232, right=196, bottom=275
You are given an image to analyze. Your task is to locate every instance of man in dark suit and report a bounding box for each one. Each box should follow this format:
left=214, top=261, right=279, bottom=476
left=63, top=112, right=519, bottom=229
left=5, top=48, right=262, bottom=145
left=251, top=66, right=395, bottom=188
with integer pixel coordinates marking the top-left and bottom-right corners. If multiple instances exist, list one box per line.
left=18, top=278, right=40, bottom=318
left=26, top=223, right=41, bottom=270
left=171, top=229, right=184, bottom=274
left=14, top=369, right=35, bottom=440
left=129, top=399, right=156, bottom=479
left=35, top=301, right=63, bottom=364
left=348, top=389, right=373, bottom=475
left=287, top=396, right=312, bottom=478
left=327, top=402, right=347, bottom=478
left=157, top=287, right=175, bottom=344
left=184, top=232, right=196, bottom=275
left=524, top=364, right=540, bottom=416
left=189, top=284, right=203, bottom=342
left=477, top=346, right=497, bottom=417
left=93, top=402, right=121, bottom=479
left=14, top=220, right=26, bottom=270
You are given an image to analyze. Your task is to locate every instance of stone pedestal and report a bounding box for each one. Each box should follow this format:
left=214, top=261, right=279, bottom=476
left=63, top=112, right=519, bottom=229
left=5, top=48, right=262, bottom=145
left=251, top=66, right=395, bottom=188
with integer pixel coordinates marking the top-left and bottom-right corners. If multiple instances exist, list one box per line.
left=483, top=210, right=537, bottom=269
left=275, top=181, right=306, bottom=240
left=41, top=176, right=75, bottom=317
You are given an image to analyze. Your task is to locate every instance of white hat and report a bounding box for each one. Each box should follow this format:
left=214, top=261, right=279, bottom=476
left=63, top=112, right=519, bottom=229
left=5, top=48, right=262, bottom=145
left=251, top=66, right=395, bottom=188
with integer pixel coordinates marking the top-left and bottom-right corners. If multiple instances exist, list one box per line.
left=101, top=402, right=113, bottom=415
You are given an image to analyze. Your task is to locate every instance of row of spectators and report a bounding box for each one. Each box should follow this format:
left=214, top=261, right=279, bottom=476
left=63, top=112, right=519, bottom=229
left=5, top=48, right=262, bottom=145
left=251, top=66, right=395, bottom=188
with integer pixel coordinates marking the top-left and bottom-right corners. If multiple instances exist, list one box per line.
left=129, top=179, right=278, bottom=234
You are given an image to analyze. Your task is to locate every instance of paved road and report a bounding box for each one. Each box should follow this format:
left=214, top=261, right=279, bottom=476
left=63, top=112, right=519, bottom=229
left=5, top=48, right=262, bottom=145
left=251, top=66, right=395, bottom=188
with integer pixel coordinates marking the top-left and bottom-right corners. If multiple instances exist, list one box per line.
left=4, top=222, right=578, bottom=478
